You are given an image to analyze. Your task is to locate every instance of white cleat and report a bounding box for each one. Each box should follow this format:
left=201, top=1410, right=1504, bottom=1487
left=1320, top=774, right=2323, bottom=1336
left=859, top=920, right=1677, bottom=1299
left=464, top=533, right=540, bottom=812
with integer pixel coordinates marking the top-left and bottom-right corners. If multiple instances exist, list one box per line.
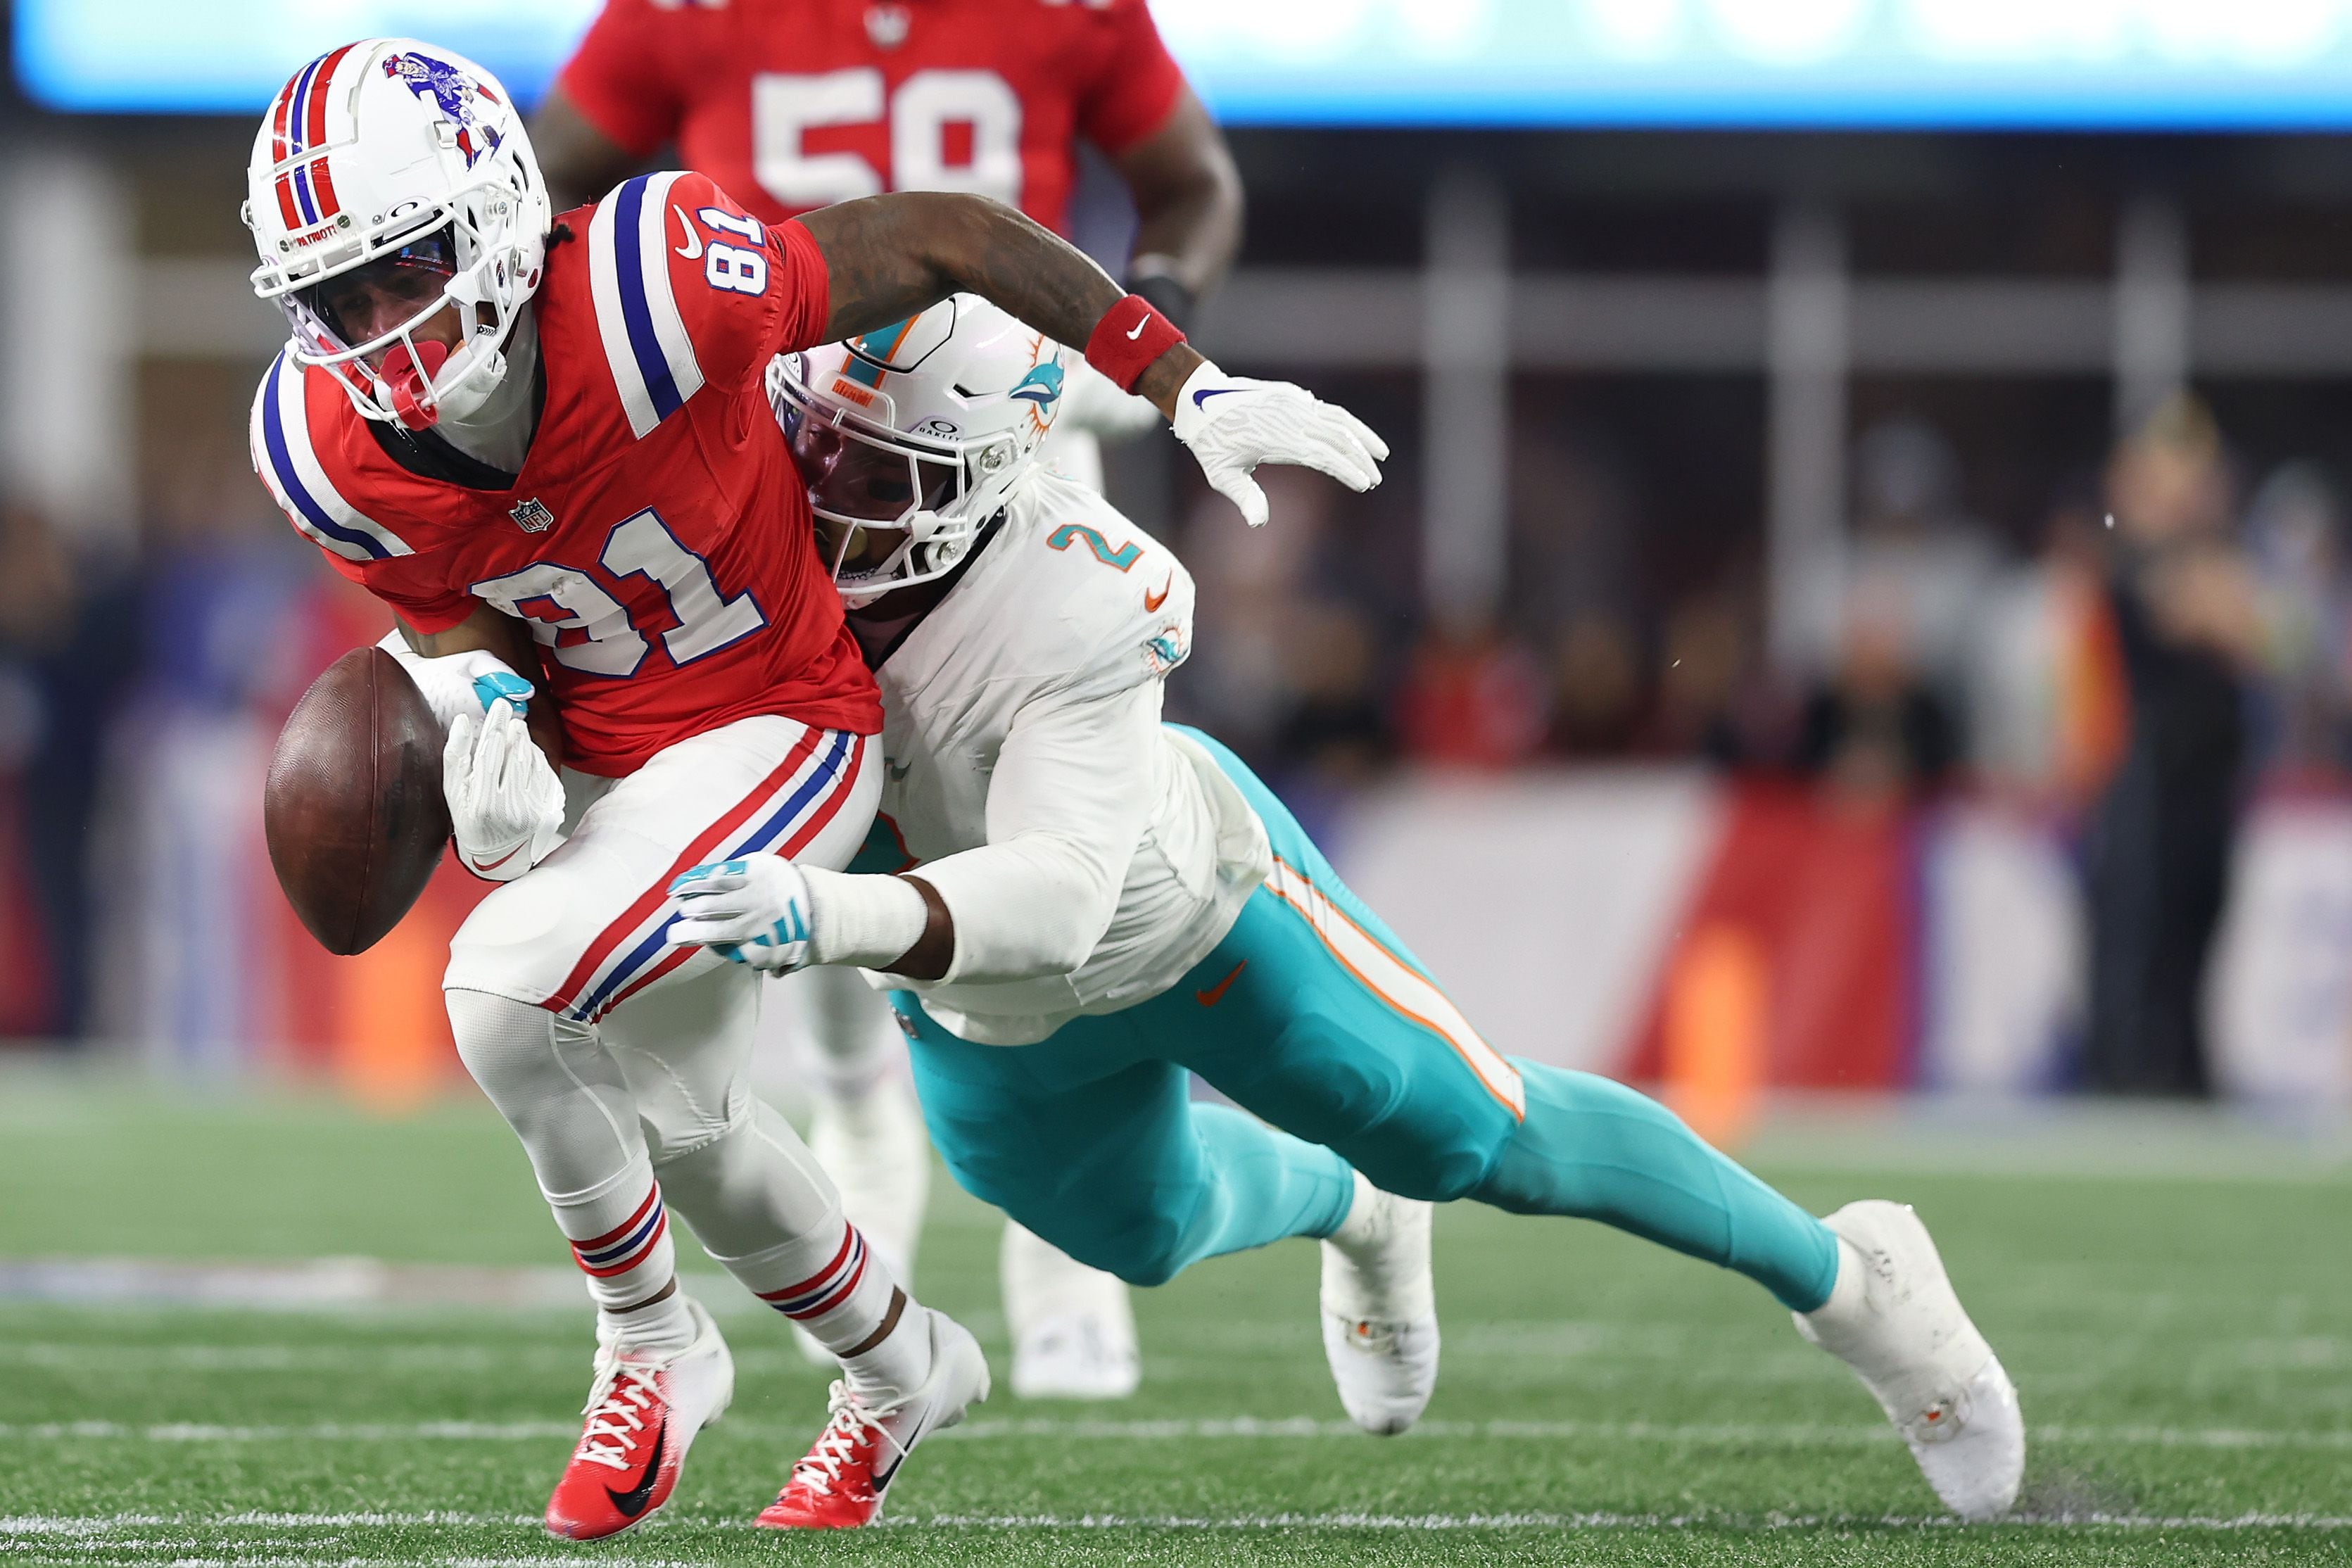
left=1319, top=1173, right=1438, bottom=1436
left=795, top=1075, right=932, bottom=1365
left=1012, top=1311, right=1142, bottom=1401
left=1795, top=1199, right=2025, bottom=1522
left=1003, top=1221, right=1141, bottom=1400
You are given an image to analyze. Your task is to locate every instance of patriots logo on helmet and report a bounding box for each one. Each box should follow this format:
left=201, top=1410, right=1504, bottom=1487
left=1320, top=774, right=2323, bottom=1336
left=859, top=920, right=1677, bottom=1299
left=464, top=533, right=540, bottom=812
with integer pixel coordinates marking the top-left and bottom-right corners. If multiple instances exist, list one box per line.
left=1009, top=363, right=1065, bottom=407
left=381, top=51, right=505, bottom=168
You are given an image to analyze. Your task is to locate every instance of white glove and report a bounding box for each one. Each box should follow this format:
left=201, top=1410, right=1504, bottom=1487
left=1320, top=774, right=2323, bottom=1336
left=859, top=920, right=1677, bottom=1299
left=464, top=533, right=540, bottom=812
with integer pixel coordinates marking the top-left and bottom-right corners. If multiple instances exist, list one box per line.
left=667, top=854, right=817, bottom=974
left=443, top=697, right=564, bottom=882
left=374, top=629, right=529, bottom=734
left=669, top=856, right=930, bottom=974
left=1170, top=360, right=1389, bottom=527
left=1058, top=358, right=1162, bottom=441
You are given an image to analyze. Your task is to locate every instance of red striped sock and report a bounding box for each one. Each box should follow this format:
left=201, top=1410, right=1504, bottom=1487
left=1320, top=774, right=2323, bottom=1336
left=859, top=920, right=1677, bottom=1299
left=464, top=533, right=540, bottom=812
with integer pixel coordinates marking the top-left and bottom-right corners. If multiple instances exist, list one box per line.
left=731, top=1217, right=927, bottom=1402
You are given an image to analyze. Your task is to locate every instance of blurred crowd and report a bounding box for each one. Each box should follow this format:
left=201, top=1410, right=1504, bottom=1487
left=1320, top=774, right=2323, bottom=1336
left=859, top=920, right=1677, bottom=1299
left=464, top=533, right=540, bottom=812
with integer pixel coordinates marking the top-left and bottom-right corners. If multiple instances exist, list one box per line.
left=3, top=384, right=2343, bottom=1099
left=1163, top=392, right=2346, bottom=1096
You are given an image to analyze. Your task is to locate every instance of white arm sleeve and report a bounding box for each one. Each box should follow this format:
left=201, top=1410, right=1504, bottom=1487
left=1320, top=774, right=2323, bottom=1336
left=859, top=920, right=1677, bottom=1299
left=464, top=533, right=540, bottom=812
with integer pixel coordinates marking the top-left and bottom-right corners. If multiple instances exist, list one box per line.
left=909, top=678, right=1163, bottom=985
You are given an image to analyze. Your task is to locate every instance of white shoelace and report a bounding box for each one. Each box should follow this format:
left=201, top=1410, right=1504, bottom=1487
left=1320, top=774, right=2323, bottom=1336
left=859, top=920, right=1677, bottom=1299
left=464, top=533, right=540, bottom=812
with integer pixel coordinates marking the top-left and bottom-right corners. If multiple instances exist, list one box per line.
left=573, top=1358, right=664, bottom=1472
left=788, top=1382, right=896, bottom=1496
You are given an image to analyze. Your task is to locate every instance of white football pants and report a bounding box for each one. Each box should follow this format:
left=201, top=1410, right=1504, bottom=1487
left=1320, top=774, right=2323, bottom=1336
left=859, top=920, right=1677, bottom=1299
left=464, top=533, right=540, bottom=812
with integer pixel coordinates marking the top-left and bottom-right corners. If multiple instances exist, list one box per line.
left=443, top=715, right=888, bottom=1322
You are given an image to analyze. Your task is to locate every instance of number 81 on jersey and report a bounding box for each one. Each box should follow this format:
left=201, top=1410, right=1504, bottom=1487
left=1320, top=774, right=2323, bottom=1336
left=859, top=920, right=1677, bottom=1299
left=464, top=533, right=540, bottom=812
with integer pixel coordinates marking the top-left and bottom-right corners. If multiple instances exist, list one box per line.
left=472, top=508, right=768, bottom=678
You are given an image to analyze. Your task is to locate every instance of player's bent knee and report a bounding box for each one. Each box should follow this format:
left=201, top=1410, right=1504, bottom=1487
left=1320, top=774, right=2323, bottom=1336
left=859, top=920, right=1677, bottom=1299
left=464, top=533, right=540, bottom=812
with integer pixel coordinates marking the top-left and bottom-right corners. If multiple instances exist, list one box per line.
left=1332, top=1113, right=1505, bottom=1206
left=1359, top=1147, right=1491, bottom=1206
left=930, top=1142, right=1183, bottom=1283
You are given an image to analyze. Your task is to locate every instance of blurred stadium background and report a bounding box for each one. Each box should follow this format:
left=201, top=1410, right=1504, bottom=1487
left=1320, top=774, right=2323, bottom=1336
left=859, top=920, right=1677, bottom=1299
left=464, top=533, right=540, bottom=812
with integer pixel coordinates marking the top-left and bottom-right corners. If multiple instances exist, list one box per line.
left=6, top=2, right=2352, bottom=1557
left=11, top=0, right=2352, bottom=1117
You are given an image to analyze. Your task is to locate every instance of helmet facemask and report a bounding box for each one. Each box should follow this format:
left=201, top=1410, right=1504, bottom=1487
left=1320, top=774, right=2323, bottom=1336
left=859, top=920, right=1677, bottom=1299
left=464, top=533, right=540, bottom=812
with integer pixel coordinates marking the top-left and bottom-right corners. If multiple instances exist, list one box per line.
left=270, top=190, right=522, bottom=429
left=777, top=369, right=1020, bottom=605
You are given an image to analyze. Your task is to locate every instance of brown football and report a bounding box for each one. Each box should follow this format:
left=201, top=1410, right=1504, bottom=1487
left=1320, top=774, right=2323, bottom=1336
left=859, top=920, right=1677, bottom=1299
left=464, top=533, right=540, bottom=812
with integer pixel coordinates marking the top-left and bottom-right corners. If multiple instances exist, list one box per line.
left=264, top=646, right=452, bottom=956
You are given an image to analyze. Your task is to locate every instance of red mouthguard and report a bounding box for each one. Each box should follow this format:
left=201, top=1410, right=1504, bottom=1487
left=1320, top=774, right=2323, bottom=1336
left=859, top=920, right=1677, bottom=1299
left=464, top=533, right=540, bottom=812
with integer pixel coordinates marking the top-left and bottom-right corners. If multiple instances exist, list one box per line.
left=381, top=340, right=452, bottom=430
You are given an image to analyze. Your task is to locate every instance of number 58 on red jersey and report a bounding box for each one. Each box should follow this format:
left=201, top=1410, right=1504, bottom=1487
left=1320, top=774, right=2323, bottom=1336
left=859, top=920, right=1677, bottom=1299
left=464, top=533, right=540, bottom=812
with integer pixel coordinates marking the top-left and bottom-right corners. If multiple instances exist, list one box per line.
left=556, top=0, right=1188, bottom=235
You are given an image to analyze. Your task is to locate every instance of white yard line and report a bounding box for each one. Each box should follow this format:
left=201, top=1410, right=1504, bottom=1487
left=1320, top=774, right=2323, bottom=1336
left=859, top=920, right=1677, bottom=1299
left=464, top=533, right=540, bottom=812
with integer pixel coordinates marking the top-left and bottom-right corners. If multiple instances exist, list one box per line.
left=1, top=1510, right=2348, bottom=1535
left=11, top=1415, right=2352, bottom=1449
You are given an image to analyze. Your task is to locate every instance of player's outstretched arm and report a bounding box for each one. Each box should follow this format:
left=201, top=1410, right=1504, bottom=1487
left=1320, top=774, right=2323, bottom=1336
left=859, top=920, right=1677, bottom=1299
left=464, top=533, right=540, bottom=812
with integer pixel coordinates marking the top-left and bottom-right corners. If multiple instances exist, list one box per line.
left=530, top=84, right=642, bottom=215
left=801, top=194, right=1182, bottom=403
left=797, top=192, right=1387, bottom=525
left=669, top=682, right=1162, bottom=982
left=1115, top=85, right=1245, bottom=320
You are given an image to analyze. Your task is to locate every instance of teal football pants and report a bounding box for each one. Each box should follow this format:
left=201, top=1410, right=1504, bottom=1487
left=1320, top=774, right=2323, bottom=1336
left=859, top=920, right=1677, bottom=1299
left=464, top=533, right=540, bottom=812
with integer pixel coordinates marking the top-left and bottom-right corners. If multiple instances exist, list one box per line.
left=892, top=729, right=1840, bottom=1313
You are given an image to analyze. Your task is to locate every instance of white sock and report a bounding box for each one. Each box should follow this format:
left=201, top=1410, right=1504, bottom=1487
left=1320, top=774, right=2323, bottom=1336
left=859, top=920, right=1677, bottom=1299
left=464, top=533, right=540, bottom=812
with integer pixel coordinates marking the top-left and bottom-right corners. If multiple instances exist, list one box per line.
left=1801, top=1237, right=1871, bottom=1327
left=1323, top=1172, right=1436, bottom=1323
left=842, top=1302, right=934, bottom=1408
left=601, top=1289, right=698, bottom=1358
left=716, top=1216, right=934, bottom=1405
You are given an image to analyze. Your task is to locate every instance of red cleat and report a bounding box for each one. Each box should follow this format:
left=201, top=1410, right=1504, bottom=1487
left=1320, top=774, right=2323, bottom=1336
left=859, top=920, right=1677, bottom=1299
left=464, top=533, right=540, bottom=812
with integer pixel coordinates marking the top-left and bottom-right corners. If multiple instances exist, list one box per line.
left=757, top=1307, right=987, bottom=1529
left=543, top=1299, right=733, bottom=1541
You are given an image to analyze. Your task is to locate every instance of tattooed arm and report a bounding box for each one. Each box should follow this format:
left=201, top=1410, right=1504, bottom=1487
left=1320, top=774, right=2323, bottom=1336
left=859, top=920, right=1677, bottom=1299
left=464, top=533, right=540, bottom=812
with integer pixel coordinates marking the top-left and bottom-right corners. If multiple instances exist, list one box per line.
left=795, top=193, right=1206, bottom=417
left=795, top=191, right=1386, bottom=523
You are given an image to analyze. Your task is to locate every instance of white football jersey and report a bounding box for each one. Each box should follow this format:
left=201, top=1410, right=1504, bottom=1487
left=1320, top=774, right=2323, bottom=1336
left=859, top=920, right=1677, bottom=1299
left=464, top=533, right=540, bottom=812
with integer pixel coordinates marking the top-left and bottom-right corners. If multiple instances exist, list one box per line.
left=862, top=469, right=1270, bottom=1044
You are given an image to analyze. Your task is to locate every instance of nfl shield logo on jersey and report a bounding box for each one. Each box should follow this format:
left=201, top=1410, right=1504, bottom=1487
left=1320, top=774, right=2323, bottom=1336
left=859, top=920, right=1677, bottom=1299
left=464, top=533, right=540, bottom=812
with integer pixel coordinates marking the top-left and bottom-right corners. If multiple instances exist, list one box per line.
left=865, top=4, right=911, bottom=47
left=510, top=498, right=555, bottom=533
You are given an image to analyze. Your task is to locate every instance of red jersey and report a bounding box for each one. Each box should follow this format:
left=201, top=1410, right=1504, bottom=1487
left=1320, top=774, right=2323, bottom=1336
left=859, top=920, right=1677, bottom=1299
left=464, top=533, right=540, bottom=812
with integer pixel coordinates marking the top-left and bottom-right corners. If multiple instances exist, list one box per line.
left=250, top=170, right=880, bottom=777
left=557, top=0, right=1187, bottom=234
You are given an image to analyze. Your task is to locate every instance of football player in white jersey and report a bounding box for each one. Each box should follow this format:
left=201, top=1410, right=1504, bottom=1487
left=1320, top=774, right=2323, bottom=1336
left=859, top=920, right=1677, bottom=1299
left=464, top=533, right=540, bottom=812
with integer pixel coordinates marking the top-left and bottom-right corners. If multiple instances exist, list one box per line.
left=666, top=299, right=2026, bottom=1520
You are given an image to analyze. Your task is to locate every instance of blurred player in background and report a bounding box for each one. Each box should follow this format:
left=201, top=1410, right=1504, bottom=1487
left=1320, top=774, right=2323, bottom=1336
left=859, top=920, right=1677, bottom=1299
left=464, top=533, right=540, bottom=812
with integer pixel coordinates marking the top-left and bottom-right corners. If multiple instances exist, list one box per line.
left=669, top=297, right=2025, bottom=1524
left=244, top=37, right=1376, bottom=1533
left=533, top=0, right=1243, bottom=1398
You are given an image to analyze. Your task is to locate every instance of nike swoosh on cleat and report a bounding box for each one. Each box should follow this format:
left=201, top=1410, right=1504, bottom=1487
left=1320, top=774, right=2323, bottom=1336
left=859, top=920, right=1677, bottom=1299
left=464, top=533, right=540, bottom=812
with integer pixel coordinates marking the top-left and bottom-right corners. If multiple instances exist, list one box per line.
left=869, top=1410, right=930, bottom=1494
left=1191, top=386, right=1239, bottom=410
left=672, top=206, right=703, bottom=260
left=604, top=1422, right=667, bottom=1520
left=1144, top=574, right=1172, bottom=612
left=1195, top=959, right=1247, bottom=1007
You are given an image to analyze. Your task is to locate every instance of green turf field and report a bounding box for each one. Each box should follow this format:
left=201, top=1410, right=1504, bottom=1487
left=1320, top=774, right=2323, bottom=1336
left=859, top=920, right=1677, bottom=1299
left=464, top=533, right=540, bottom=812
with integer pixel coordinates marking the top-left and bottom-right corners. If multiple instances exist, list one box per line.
left=6, top=1075, right=2350, bottom=1565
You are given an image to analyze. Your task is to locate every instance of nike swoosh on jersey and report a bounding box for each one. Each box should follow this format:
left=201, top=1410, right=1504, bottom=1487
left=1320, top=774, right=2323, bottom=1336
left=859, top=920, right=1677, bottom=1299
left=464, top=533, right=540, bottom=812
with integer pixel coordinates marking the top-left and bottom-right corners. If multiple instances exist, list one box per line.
left=604, top=1420, right=667, bottom=1519
left=1191, top=386, right=1240, bottom=410
left=1195, top=959, right=1248, bottom=1007
left=1144, top=574, right=1172, bottom=612
left=672, top=206, right=703, bottom=260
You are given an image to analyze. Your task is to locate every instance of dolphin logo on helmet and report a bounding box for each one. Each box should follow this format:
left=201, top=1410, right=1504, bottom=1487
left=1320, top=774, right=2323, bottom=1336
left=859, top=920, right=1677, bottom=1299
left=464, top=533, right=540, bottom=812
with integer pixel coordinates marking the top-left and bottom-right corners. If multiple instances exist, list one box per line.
left=1009, top=363, right=1065, bottom=408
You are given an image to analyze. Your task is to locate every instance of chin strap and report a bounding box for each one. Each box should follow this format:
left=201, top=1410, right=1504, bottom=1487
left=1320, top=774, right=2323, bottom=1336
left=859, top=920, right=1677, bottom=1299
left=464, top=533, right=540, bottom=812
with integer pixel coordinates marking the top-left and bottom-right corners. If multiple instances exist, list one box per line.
left=381, top=339, right=453, bottom=430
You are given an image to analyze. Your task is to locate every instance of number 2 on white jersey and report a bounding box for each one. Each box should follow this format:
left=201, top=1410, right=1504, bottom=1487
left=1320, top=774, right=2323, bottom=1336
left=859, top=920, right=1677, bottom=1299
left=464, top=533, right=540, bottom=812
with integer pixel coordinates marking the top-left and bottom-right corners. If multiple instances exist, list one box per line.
left=471, top=509, right=767, bottom=678
left=752, top=68, right=1022, bottom=211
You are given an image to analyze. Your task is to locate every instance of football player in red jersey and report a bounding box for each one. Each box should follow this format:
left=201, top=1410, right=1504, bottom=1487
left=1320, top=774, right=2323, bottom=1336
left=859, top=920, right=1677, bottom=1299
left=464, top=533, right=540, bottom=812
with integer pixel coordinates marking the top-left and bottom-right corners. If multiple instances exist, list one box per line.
left=246, top=38, right=1382, bottom=1536
left=533, top=0, right=1246, bottom=1400
left=533, top=0, right=1238, bottom=338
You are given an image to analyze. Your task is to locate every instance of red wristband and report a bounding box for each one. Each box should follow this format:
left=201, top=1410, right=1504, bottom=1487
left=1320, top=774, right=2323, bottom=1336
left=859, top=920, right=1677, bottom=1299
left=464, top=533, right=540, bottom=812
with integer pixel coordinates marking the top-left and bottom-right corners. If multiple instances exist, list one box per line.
left=1084, top=294, right=1187, bottom=392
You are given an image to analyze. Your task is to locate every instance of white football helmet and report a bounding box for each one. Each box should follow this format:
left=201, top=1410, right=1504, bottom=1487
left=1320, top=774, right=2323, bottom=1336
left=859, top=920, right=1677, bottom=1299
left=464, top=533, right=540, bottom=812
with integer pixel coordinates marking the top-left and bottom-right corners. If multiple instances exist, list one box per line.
left=244, top=38, right=552, bottom=430
left=771, top=296, right=1070, bottom=601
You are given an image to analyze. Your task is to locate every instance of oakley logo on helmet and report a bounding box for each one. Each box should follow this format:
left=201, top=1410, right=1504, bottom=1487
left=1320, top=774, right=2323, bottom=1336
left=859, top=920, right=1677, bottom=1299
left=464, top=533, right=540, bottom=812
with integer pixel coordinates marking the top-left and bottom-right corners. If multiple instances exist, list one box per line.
left=1009, top=363, right=1065, bottom=407
left=381, top=51, right=505, bottom=169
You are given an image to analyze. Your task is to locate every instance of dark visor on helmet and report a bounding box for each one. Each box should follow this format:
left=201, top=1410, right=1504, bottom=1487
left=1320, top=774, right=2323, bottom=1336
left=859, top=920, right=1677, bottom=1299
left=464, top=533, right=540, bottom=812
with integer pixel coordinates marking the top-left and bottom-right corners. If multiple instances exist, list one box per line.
left=296, top=227, right=458, bottom=349
left=783, top=405, right=960, bottom=521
